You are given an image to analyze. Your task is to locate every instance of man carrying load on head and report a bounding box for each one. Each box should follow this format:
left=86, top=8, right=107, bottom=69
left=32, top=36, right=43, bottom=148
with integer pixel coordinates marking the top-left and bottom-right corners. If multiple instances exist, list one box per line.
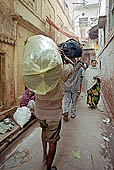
left=22, top=35, right=74, bottom=170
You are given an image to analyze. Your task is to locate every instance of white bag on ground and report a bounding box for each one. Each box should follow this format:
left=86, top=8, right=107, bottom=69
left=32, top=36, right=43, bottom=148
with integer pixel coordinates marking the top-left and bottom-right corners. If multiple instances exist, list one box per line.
left=13, top=107, right=31, bottom=128
left=98, top=96, right=105, bottom=112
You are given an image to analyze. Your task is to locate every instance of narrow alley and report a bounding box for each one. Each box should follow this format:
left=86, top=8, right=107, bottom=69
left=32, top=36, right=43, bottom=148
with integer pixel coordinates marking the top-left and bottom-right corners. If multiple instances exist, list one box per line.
left=0, top=0, right=114, bottom=170
left=0, top=94, right=113, bottom=170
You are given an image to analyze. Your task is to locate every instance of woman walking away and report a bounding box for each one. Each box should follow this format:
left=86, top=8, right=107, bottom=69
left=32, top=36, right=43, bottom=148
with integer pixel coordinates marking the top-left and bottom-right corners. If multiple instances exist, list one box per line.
left=85, top=60, right=101, bottom=109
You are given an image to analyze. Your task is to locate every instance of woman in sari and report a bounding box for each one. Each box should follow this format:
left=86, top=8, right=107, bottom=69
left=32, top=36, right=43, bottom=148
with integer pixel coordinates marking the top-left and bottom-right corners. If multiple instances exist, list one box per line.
left=85, top=60, right=101, bottom=109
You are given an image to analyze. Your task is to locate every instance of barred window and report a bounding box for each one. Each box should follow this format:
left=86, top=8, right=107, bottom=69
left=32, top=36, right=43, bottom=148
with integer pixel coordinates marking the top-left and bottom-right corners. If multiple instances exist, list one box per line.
left=79, top=17, right=88, bottom=27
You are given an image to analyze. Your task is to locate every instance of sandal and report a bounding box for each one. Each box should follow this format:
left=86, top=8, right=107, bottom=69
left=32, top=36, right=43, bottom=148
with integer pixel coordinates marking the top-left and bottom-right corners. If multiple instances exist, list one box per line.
left=63, top=112, right=68, bottom=121
left=51, top=166, right=57, bottom=170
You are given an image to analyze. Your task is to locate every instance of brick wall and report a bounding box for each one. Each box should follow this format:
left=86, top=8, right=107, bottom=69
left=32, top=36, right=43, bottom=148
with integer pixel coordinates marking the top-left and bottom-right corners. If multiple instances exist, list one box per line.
left=99, top=35, right=114, bottom=117
left=102, top=77, right=114, bottom=117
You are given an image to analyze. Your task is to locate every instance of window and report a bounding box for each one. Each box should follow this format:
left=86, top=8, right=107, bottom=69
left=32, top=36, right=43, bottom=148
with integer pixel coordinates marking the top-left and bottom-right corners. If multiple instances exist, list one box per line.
left=100, top=60, right=101, bottom=70
left=23, top=0, right=36, bottom=10
left=79, top=17, right=88, bottom=27
left=64, top=0, right=68, bottom=8
left=29, top=0, right=35, bottom=8
left=90, top=17, right=97, bottom=26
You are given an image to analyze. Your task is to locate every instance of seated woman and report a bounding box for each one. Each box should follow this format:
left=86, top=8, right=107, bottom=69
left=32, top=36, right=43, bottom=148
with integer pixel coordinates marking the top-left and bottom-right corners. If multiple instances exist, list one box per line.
left=20, top=88, right=35, bottom=114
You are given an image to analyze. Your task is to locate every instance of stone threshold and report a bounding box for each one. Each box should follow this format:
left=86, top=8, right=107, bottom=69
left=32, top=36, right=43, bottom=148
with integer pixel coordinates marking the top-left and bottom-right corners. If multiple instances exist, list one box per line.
left=0, top=117, right=37, bottom=154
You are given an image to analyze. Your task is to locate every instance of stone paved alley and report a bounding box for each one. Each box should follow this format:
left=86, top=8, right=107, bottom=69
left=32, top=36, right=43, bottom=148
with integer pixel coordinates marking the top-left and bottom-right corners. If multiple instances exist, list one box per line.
left=0, top=93, right=114, bottom=170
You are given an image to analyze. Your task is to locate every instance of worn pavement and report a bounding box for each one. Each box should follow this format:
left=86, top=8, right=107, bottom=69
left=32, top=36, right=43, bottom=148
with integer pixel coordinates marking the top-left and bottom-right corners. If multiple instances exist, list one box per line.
left=0, top=93, right=113, bottom=170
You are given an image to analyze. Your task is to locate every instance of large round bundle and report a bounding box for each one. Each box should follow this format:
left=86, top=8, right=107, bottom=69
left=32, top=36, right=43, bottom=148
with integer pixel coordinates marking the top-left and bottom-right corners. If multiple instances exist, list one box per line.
left=22, top=35, right=63, bottom=95
left=58, top=39, right=82, bottom=59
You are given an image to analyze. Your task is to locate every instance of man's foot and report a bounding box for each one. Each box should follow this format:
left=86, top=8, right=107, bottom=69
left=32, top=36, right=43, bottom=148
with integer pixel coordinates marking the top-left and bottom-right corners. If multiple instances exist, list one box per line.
left=51, top=166, right=57, bottom=170
left=63, top=112, right=68, bottom=121
left=71, top=114, right=76, bottom=119
left=46, top=166, right=57, bottom=170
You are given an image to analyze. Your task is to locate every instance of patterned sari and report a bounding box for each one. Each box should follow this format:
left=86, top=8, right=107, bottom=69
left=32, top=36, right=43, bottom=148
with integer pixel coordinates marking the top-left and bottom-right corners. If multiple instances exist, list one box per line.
left=87, top=78, right=101, bottom=108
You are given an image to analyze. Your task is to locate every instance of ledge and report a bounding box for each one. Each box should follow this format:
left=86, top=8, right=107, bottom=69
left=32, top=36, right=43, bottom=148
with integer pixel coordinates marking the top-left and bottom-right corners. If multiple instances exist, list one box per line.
left=0, top=117, right=37, bottom=153
left=11, top=14, right=47, bottom=36
left=0, top=106, right=18, bottom=121
left=97, top=32, right=114, bottom=58
left=0, top=35, right=16, bottom=45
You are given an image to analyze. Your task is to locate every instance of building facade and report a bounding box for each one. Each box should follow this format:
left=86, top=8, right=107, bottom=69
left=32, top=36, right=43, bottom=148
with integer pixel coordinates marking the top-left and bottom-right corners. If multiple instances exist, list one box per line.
left=98, top=0, right=114, bottom=118
left=0, top=0, right=74, bottom=118
left=72, top=0, right=99, bottom=65
left=73, top=0, right=99, bottom=43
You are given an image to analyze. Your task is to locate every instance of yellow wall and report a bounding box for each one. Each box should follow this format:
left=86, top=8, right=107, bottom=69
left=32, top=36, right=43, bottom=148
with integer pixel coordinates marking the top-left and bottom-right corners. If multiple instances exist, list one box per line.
left=0, top=42, right=15, bottom=109
left=14, top=0, right=74, bottom=42
left=45, top=0, right=74, bottom=43
left=14, top=0, right=46, bottom=33
left=0, top=0, right=75, bottom=112
left=14, top=0, right=75, bottom=98
left=14, top=24, right=40, bottom=101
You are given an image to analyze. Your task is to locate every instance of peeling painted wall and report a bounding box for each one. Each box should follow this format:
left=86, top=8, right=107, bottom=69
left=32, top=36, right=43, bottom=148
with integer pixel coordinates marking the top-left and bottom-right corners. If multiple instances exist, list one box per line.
left=0, top=0, right=16, bottom=40
left=0, top=0, right=74, bottom=115
left=100, top=37, right=114, bottom=117
left=98, top=0, right=114, bottom=118
left=0, top=42, right=15, bottom=110
left=14, top=24, right=40, bottom=102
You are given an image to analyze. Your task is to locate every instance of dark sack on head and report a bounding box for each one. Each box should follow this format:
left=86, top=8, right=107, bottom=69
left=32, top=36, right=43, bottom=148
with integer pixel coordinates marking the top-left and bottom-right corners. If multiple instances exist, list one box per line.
left=58, top=39, right=82, bottom=59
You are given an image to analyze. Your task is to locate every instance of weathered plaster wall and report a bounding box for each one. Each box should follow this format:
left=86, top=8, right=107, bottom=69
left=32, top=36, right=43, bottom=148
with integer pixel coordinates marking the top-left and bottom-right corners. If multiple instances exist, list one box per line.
left=0, top=0, right=75, bottom=114
left=0, top=42, right=15, bottom=109
left=0, top=0, right=16, bottom=40
left=14, top=24, right=41, bottom=102
left=99, top=36, right=114, bottom=117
